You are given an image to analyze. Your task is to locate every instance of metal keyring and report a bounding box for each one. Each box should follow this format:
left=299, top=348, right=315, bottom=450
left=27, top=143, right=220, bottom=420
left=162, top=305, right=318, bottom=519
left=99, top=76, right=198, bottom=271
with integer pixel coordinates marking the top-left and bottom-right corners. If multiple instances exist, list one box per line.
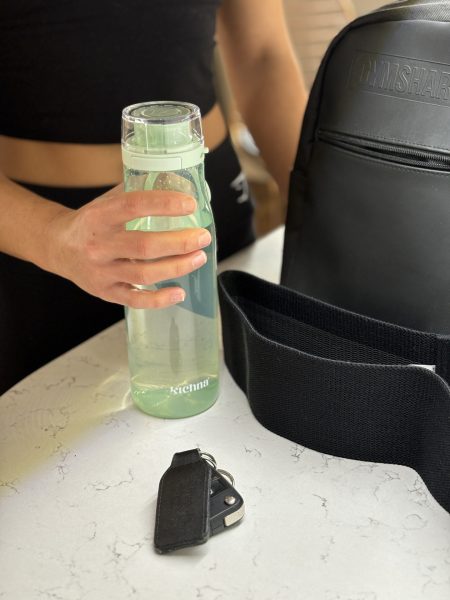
left=216, top=469, right=235, bottom=487
left=200, top=452, right=217, bottom=469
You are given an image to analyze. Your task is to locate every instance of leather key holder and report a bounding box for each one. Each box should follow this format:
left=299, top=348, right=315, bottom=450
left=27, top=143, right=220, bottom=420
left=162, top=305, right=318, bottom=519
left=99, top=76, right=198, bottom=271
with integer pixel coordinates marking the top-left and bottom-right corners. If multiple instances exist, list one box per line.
left=154, top=449, right=245, bottom=553
left=218, top=270, right=450, bottom=514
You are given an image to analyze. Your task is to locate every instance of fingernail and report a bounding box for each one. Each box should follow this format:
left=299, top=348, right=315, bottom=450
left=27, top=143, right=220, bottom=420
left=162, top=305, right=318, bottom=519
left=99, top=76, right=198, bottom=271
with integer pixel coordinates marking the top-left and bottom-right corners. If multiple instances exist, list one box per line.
left=198, top=232, right=211, bottom=248
left=170, top=290, right=186, bottom=304
left=182, top=197, right=196, bottom=212
left=192, top=251, right=207, bottom=268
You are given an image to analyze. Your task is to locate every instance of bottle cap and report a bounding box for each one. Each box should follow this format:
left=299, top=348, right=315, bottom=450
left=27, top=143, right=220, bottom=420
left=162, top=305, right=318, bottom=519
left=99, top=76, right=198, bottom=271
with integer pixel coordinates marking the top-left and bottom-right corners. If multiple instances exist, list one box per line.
left=122, top=101, right=207, bottom=171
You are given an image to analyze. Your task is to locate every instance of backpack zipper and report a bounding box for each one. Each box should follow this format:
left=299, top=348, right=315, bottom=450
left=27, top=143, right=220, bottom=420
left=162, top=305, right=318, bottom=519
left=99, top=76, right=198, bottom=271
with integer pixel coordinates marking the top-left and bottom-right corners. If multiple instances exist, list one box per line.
left=317, top=130, right=450, bottom=171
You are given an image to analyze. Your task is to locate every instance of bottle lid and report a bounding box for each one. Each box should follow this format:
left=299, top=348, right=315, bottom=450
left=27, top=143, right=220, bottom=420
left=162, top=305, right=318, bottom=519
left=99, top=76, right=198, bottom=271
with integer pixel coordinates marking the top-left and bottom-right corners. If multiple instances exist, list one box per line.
left=122, top=101, right=206, bottom=171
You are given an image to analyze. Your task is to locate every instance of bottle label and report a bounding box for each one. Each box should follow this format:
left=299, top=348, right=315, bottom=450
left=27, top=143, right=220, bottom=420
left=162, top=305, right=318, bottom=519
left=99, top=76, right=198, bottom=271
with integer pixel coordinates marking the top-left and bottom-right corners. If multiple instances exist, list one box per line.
left=170, top=378, right=210, bottom=395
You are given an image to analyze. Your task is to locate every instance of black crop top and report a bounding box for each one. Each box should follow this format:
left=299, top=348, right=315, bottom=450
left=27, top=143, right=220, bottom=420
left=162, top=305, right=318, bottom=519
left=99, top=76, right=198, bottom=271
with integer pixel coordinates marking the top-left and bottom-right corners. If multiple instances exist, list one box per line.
left=0, top=0, right=222, bottom=143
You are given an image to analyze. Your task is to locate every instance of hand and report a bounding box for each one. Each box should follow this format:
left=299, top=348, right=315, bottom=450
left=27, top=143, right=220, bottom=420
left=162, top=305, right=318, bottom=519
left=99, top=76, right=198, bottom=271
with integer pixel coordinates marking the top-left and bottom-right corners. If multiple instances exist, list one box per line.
left=45, top=185, right=212, bottom=309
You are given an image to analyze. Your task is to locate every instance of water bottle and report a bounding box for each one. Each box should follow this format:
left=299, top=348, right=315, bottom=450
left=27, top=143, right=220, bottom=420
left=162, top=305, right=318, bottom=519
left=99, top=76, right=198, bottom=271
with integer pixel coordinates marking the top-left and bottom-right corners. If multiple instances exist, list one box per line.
left=121, top=101, right=220, bottom=418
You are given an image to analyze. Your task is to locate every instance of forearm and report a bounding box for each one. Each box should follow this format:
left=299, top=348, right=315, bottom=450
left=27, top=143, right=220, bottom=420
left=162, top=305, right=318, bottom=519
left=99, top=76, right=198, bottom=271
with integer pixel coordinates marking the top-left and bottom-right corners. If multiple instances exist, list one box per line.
left=0, top=174, right=69, bottom=271
left=236, top=52, right=307, bottom=199
left=217, top=0, right=308, bottom=200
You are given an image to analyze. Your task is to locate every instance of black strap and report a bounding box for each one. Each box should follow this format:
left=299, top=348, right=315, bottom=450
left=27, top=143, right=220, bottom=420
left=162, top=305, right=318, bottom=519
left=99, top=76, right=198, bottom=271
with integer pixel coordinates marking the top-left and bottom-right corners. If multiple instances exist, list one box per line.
left=218, top=270, right=450, bottom=514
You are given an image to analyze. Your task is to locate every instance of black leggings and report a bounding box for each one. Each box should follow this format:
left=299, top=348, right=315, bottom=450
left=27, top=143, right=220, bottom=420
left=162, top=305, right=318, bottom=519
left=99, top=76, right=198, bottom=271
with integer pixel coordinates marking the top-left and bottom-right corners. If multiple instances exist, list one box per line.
left=0, top=136, right=254, bottom=394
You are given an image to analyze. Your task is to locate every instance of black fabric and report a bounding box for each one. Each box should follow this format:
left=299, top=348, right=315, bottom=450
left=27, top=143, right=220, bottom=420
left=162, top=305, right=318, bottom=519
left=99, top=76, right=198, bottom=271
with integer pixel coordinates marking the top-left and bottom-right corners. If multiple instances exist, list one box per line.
left=281, top=0, right=450, bottom=335
left=379, top=0, right=450, bottom=20
left=0, top=0, right=222, bottom=142
left=221, top=0, right=450, bottom=515
left=218, top=270, right=450, bottom=514
left=0, top=136, right=253, bottom=395
left=205, top=136, right=255, bottom=261
left=154, top=449, right=211, bottom=553
left=0, top=183, right=123, bottom=395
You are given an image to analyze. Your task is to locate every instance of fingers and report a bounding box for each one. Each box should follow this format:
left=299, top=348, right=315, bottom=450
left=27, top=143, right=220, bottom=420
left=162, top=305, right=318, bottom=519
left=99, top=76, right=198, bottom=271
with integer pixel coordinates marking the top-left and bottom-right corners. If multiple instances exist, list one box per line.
left=106, top=228, right=212, bottom=260
left=97, top=189, right=197, bottom=226
left=68, top=186, right=212, bottom=310
left=114, top=250, right=207, bottom=287
left=112, top=283, right=187, bottom=310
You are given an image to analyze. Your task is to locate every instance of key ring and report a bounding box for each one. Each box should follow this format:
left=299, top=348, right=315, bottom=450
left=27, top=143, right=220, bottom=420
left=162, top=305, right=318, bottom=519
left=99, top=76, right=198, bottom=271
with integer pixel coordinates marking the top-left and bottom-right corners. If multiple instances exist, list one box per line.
left=200, top=452, right=217, bottom=470
left=216, top=469, right=235, bottom=487
left=200, top=450, right=236, bottom=485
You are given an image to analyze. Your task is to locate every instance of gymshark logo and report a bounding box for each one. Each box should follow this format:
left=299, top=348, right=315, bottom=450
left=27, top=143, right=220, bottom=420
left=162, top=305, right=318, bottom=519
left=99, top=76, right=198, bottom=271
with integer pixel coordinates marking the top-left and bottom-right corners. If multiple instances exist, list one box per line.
left=348, top=51, right=450, bottom=106
left=170, top=378, right=210, bottom=395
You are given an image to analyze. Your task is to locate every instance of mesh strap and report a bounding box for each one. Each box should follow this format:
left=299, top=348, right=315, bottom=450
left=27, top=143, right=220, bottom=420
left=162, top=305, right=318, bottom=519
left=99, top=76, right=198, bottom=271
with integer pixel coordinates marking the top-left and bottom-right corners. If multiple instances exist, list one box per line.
left=218, top=270, right=450, bottom=514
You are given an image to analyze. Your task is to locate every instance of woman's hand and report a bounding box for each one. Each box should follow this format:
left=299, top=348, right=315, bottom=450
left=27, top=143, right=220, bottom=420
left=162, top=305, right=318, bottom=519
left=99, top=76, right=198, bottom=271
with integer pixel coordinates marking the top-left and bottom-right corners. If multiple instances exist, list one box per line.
left=45, top=185, right=212, bottom=309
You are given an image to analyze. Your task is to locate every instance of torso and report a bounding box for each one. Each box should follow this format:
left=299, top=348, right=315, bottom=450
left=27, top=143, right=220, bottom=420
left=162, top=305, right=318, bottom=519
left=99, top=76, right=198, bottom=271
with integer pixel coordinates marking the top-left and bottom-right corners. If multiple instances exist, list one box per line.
left=0, top=103, right=227, bottom=186
left=0, top=0, right=225, bottom=187
left=0, top=0, right=255, bottom=395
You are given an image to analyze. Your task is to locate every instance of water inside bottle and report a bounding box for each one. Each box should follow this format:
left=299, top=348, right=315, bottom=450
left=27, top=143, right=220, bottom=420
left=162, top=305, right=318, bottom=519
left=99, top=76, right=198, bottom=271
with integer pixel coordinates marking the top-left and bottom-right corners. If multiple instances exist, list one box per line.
left=124, top=166, right=220, bottom=418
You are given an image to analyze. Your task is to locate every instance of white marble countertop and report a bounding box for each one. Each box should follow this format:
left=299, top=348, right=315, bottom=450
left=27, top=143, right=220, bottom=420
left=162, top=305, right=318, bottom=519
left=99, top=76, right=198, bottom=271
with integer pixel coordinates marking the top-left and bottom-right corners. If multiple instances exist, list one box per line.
left=1, top=227, right=449, bottom=600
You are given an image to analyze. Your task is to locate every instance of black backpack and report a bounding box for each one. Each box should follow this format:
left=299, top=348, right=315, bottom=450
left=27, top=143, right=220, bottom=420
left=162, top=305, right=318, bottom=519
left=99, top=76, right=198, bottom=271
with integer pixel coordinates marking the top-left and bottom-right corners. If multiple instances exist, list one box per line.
left=218, top=0, right=450, bottom=514
left=282, top=0, right=450, bottom=334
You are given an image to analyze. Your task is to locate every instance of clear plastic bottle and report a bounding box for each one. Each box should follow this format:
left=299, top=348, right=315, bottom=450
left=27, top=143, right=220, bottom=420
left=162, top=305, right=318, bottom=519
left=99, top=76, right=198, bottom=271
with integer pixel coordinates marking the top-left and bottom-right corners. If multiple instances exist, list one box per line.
left=121, top=102, right=220, bottom=418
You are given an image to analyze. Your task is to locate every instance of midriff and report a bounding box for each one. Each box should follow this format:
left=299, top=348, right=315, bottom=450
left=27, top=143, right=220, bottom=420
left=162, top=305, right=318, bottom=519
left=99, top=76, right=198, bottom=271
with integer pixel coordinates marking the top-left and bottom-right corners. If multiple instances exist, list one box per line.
left=0, top=103, right=227, bottom=187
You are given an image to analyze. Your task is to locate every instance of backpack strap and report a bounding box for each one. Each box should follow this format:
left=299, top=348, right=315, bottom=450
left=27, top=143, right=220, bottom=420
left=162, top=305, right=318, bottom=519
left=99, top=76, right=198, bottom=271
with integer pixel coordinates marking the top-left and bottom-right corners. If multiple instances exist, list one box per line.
left=218, top=270, right=450, bottom=514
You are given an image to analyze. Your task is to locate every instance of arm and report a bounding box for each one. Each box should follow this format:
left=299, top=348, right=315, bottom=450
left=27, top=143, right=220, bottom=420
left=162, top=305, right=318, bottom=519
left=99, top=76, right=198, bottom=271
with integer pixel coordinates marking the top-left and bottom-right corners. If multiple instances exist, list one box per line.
left=0, top=174, right=210, bottom=308
left=217, top=0, right=307, bottom=200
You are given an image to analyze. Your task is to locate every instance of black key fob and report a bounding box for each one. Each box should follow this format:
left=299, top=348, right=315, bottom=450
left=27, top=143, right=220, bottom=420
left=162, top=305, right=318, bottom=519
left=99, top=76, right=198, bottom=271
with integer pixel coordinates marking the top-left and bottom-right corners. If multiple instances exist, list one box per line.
left=154, top=449, right=245, bottom=553
left=209, top=467, right=245, bottom=535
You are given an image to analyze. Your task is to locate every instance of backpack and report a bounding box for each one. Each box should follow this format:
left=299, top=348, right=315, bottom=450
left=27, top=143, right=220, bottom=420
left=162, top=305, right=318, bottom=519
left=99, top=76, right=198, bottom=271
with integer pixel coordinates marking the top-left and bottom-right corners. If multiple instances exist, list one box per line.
left=281, top=0, right=450, bottom=334
left=218, top=0, right=450, bottom=514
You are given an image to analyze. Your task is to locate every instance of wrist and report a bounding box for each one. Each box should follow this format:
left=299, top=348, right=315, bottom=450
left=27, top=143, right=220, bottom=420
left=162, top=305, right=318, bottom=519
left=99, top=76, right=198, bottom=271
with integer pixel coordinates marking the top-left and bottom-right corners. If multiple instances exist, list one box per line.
left=35, top=203, right=74, bottom=276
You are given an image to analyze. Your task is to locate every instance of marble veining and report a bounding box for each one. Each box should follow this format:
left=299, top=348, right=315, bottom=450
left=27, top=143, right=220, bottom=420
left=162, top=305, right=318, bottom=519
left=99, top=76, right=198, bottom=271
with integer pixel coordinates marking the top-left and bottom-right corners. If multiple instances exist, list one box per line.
left=1, top=229, right=449, bottom=599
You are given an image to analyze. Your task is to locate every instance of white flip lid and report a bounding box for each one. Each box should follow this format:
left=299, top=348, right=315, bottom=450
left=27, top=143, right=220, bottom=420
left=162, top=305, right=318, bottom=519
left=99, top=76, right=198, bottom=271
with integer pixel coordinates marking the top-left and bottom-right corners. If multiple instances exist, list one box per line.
left=121, top=101, right=207, bottom=171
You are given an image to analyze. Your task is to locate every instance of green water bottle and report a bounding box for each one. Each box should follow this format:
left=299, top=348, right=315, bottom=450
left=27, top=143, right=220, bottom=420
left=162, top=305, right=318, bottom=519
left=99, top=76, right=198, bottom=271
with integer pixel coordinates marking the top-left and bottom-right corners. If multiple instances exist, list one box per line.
left=121, top=101, right=220, bottom=418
